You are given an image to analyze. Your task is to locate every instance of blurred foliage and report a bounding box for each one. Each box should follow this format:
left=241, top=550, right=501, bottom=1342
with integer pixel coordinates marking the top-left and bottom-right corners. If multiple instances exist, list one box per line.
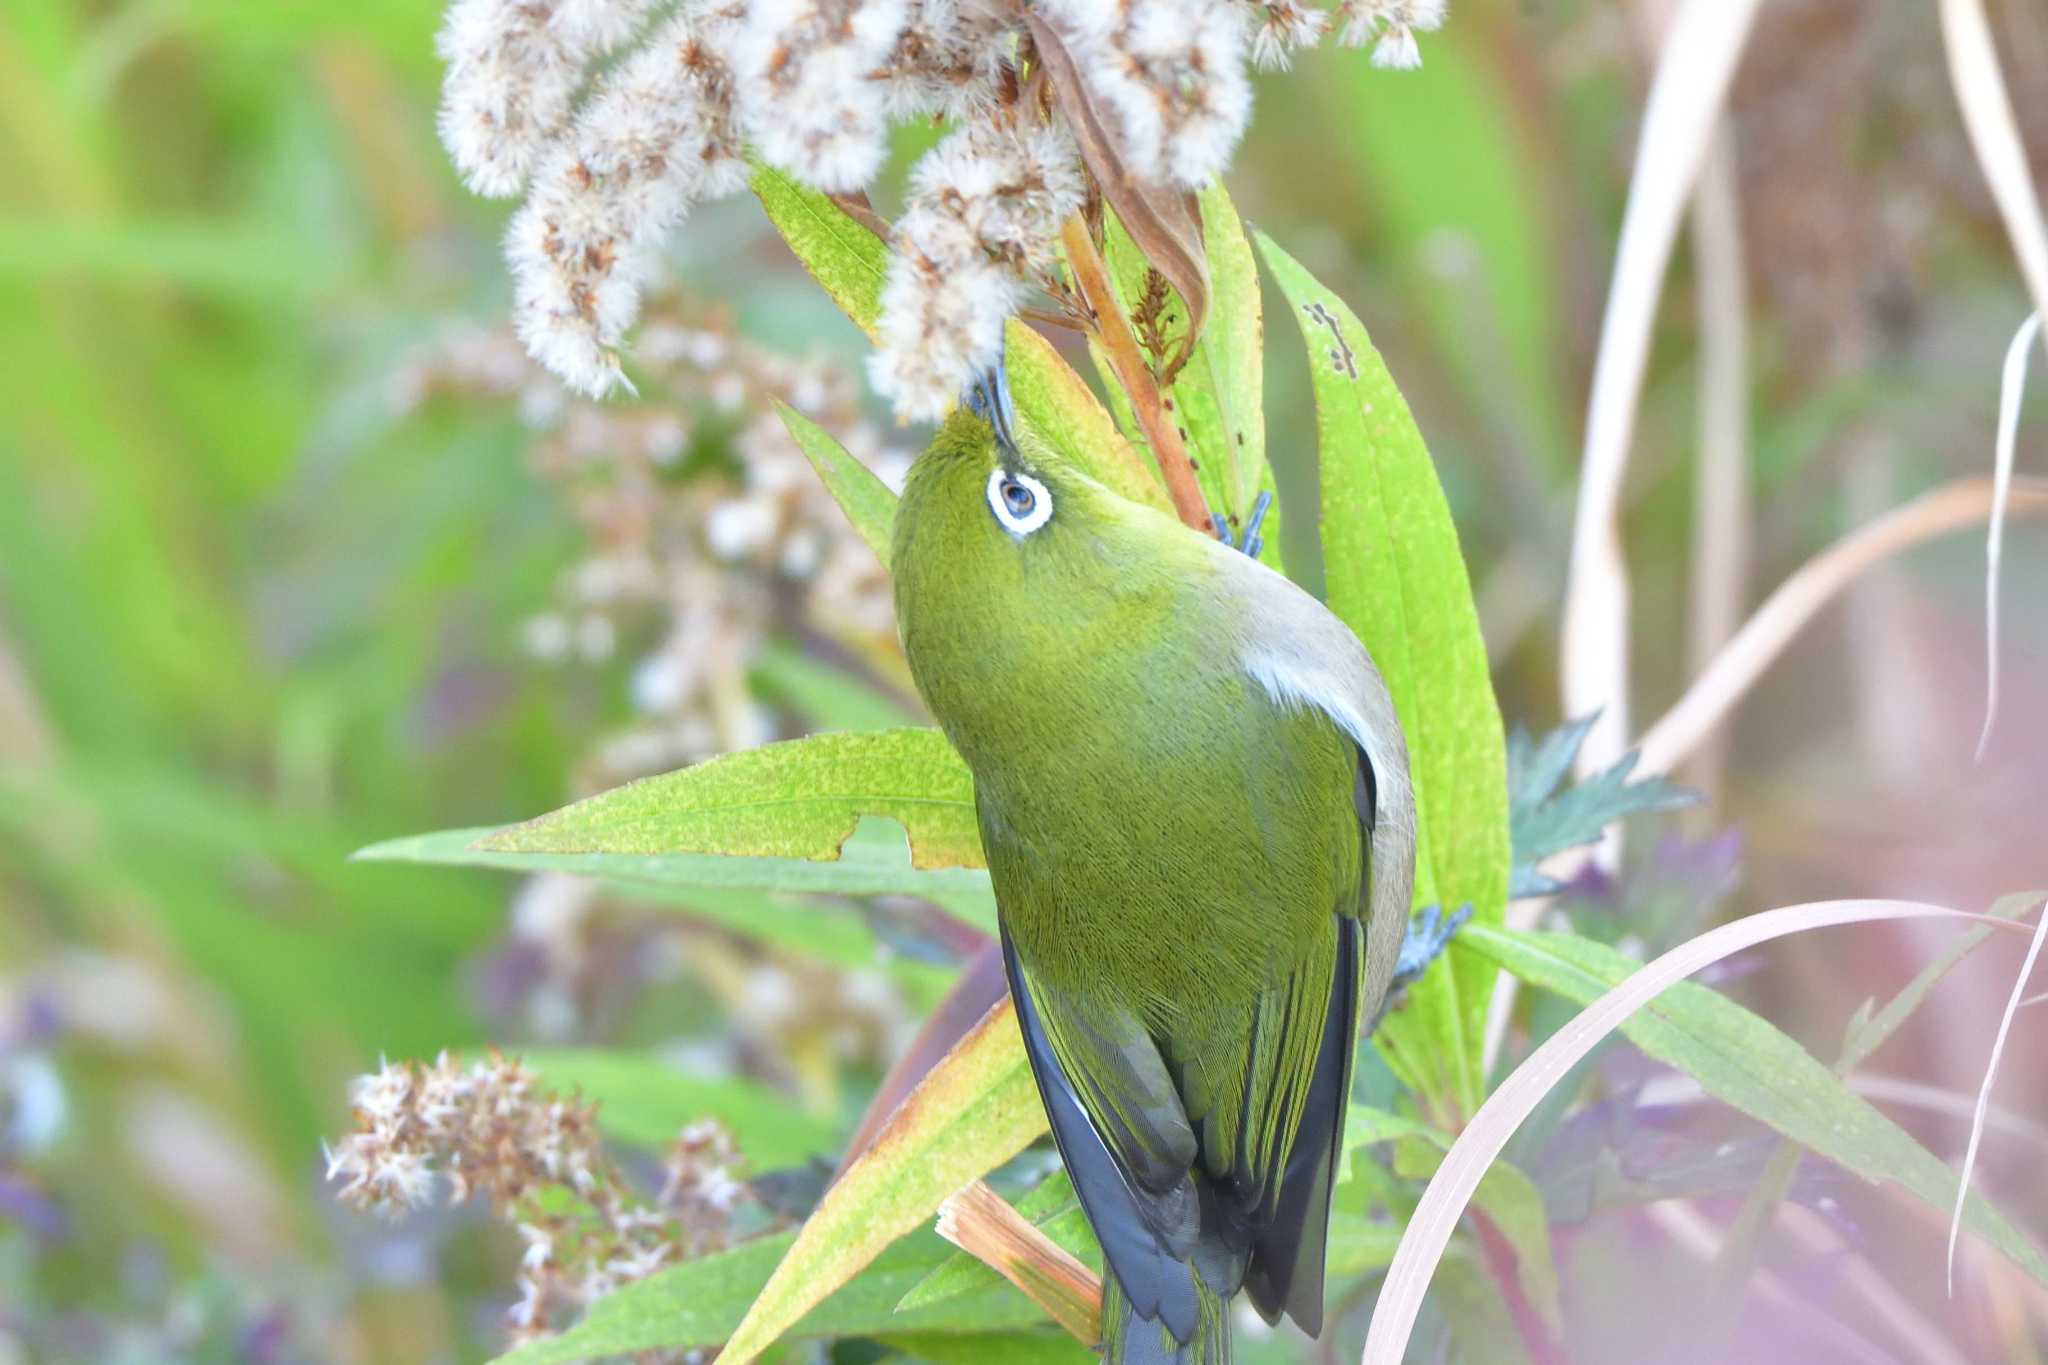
left=5, top=0, right=2048, bottom=1362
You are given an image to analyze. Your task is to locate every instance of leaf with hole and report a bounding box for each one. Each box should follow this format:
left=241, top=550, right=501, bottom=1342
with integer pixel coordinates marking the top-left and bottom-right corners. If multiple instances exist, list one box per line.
left=474, top=728, right=979, bottom=870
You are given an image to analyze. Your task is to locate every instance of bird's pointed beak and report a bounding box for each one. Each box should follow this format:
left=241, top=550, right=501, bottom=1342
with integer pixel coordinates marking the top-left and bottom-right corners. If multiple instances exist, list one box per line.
left=965, top=356, right=1019, bottom=452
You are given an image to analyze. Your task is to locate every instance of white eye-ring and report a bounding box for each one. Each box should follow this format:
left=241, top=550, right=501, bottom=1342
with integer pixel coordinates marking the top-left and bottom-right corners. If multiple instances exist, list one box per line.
left=986, top=467, right=1052, bottom=536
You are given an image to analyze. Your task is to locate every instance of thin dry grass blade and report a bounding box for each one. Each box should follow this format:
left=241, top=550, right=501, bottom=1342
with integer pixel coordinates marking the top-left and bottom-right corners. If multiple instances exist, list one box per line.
left=1649, top=1202, right=1900, bottom=1365
left=1561, top=0, right=1762, bottom=777
left=1948, top=898, right=2048, bottom=1295
left=1684, top=131, right=1750, bottom=800
left=1635, top=476, right=2048, bottom=779
left=1360, top=899, right=2033, bottom=1365
left=1941, top=0, right=2048, bottom=767
left=1776, top=1203, right=1977, bottom=1365
left=1976, top=311, right=2041, bottom=760
left=1940, top=0, right=2048, bottom=319
left=935, top=1179, right=1101, bottom=1345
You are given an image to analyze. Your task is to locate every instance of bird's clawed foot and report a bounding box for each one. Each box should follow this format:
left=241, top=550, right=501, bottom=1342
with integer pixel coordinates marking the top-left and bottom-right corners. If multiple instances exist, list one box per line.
left=1212, top=490, right=1273, bottom=559
left=1391, top=903, right=1473, bottom=994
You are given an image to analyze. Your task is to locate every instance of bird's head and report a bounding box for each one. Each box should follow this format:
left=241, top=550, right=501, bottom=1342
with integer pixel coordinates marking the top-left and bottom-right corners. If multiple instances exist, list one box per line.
left=892, top=359, right=1104, bottom=582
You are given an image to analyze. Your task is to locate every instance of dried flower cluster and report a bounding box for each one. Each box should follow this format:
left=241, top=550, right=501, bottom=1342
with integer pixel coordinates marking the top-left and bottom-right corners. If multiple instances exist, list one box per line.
left=391, top=300, right=917, bottom=1056
left=325, top=1052, right=749, bottom=1343
left=871, top=116, right=1086, bottom=418
left=391, top=294, right=906, bottom=789
left=435, top=0, right=1442, bottom=419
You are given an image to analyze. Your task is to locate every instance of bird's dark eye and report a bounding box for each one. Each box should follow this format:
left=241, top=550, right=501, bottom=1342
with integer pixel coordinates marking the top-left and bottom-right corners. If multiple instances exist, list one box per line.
left=1001, top=478, right=1035, bottom=517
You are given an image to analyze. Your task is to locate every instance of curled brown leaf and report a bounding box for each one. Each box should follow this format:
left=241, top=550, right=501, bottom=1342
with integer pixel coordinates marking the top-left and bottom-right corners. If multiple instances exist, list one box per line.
left=1023, top=6, right=1209, bottom=379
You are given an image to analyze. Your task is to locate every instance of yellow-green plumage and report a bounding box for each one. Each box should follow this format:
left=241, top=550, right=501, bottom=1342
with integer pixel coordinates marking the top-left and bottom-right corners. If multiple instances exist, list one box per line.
left=893, top=403, right=1415, bottom=1364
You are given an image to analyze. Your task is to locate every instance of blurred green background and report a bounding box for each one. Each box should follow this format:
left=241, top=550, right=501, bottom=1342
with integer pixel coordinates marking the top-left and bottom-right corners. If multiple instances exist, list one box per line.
left=4, top=0, right=2047, bottom=1360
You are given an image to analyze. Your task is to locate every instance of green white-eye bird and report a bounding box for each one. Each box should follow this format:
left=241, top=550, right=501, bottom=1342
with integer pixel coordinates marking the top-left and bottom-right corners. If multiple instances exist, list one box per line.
left=891, top=367, right=1421, bottom=1365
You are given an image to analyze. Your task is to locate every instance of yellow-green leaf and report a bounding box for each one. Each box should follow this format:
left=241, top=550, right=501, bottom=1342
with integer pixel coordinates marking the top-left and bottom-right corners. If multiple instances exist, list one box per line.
left=354, top=818, right=994, bottom=904
left=474, top=728, right=981, bottom=871
left=752, top=163, right=1167, bottom=514
left=751, top=164, right=887, bottom=336
left=1005, top=318, right=1170, bottom=514
left=717, top=999, right=1049, bottom=1364
left=774, top=399, right=897, bottom=566
left=1257, top=231, right=1510, bottom=1120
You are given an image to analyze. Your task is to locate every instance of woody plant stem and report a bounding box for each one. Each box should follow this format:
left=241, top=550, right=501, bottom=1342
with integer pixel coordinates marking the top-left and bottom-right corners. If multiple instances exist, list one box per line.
left=1059, top=215, right=1214, bottom=535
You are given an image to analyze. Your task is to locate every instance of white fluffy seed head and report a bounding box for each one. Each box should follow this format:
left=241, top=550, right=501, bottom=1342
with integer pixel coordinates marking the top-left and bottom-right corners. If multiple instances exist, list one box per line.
left=877, top=0, right=1017, bottom=121
left=437, top=0, right=661, bottom=198
left=733, top=0, right=915, bottom=191
left=1244, top=2, right=1329, bottom=71
left=1336, top=0, right=1447, bottom=56
left=868, top=116, right=1085, bottom=419
left=506, top=7, right=750, bottom=397
left=1370, top=24, right=1421, bottom=70
left=436, top=0, right=1430, bottom=410
left=1034, top=0, right=1252, bottom=190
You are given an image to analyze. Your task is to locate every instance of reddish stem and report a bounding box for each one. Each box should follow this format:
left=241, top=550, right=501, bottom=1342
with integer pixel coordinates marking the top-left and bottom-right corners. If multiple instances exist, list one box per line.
left=1470, top=1208, right=1568, bottom=1365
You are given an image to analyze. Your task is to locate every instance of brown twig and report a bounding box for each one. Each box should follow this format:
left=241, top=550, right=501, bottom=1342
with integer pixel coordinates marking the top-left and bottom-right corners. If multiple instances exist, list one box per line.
left=1469, top=1210, right=1567, bottom=1365
left=1058, top=214, right=1213, bottom=536
left=1018, top=305, right=1087, bottom=333
left=936, top=1180, right=1102, bottom=1345
left=826, top=189, right=893, bottom=241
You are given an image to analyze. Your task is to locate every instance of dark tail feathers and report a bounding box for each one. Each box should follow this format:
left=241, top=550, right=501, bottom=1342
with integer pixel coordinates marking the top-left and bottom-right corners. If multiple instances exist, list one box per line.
left=1103, top=1259, right=1234, bottom=1365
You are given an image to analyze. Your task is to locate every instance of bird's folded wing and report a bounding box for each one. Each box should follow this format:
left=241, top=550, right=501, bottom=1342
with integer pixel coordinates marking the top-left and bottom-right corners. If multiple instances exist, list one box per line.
left=1000, top=930, right=1208, bottom=1336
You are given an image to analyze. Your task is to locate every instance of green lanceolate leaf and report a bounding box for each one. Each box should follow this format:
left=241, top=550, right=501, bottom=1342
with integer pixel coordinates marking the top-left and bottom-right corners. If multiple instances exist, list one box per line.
left=490, top=1227, right=1052, bottom=1365
left=751, top=640, right=920, bottom=734
left=752, top=166, right=1168, bottom=515
left=1005, top=318, right=1171, bottom=514
left=875, top=1331, right=1093, bottom=1365
left=716, top=1000, right=1049, bottom=1364
left=1101, top=183, right=1267, bottom=535
left=1256, top=231, right=1510, bottom=1120
left=519, top=1049, right=840, bottom=1168
left=751, top=164, right=888, bottom=335
left=475, top=728, right=980, bottom=870
left=773, top=401, right=898, bottom=566
left=353, top=820, right=995, bottom=907
left=1463, top=924, right=2048, bottom=1285
left=1339, top=1102, right=1441, bottom=1192
left=1325, top=1209, right=1404, bottom=1281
